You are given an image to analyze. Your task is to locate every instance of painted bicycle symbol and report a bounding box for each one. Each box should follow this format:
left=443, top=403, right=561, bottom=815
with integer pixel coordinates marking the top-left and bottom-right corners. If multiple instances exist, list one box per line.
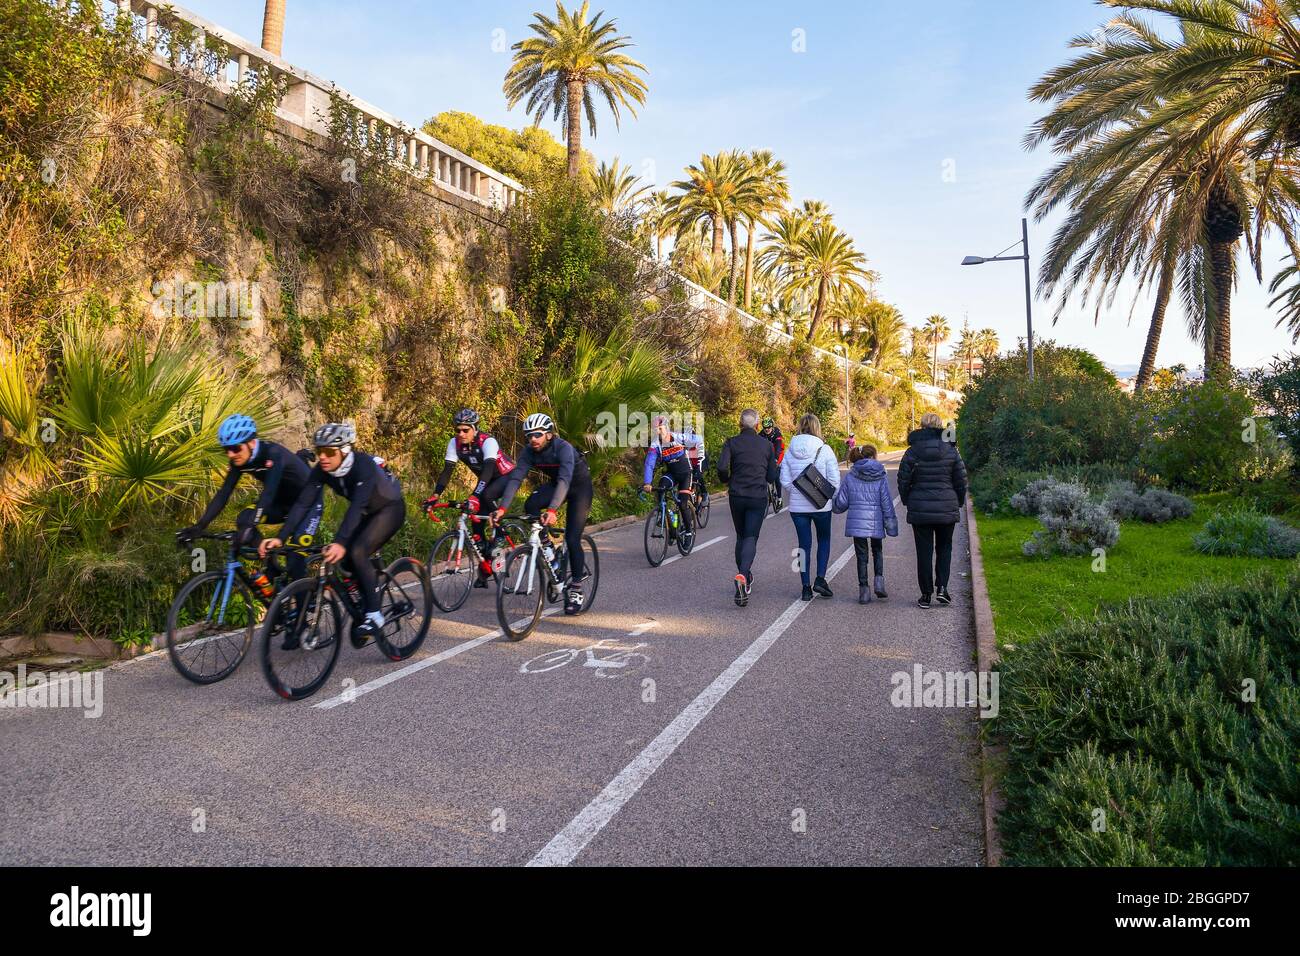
left=519, top=638, right=651, bottom=679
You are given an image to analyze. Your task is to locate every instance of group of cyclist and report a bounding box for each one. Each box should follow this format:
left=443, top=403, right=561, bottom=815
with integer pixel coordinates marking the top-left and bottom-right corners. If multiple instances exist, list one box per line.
left=180, top=406, right=792, bottom=636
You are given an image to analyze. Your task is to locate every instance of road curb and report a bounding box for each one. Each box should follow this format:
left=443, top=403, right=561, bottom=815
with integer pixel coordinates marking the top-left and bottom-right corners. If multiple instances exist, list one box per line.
left=965, top=498, right=1005, bottom=867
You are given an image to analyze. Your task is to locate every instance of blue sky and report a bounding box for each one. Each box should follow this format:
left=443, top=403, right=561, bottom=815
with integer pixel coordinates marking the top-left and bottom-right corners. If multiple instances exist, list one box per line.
left=194, top=0, right=1300, bottom=370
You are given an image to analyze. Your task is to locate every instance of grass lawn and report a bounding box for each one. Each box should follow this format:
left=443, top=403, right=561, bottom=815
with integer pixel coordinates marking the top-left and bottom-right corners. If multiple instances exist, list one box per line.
left=975, top=496, right=1300, bottom=645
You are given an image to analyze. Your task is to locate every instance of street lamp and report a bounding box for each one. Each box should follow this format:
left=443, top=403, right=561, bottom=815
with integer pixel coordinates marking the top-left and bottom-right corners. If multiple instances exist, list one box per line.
left=962, top=217, right=1035, bottom=381
left=833, top=344, right=851, bottom=436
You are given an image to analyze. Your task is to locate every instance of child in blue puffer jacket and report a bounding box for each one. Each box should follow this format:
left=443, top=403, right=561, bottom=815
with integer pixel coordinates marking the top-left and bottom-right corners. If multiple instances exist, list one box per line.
left=832, top=445, right=899, bottom=604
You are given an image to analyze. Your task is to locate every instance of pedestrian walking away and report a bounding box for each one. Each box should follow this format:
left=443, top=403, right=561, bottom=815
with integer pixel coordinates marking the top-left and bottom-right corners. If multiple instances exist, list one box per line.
left=832, top=444, right=898, bottom=604
left=897, top=412, right=968, bottom=609
left=779, top=412, right=841, bottom=601
left=716, top=408, right=779, bottom=607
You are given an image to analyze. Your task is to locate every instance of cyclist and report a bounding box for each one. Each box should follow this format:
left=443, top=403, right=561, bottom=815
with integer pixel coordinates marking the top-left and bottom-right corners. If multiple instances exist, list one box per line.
left=641, top=416, right=701, bottom=542
left=760, top=417, right=786, bottom=505
left=179, top=414, right=322, bottom=579
left=685, top=422, right=707, bottom=498
left=422, top=408, right=516, bottom=587
left=261, top=423, right=406, bottom=641
left=492, top=413, right=592, bottom=616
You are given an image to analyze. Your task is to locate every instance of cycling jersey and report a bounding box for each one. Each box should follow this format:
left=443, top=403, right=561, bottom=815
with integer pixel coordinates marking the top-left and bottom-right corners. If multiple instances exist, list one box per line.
left=642, top=430, right=703, bottom=485
left=499, top=435, right=589, bottom=512
left=281, top=450, right=403, bottom=548
left=685, top=430, right=705, bottom=466
left=195, top=439, right=313, bottom=529
left=434, top=431, right=515, bottom=497
left=761, top=426, right=786, bottom=464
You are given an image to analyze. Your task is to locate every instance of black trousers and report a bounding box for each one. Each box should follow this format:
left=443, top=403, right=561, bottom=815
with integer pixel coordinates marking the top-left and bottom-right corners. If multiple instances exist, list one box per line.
left=664, top=458, right=694, bottom=532
left=853, top=537, right=884, bottom=584
left=912, top=522, right=956, bottom=596
left=728, top=494, right=767, bottom=582
left=525, top=473, right=594, bottom=581
left=343, top=499, right=407, bottom=613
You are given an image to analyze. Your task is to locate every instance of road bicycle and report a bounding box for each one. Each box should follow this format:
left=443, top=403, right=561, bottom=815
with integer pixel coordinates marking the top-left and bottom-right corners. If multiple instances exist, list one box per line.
left=693, top=468, right=711, bottom=528
left=643, top=472, right=697, bottom=567
left=768, top=478, right=785, bottom=516
left=424, top=502, right=530, bottom=613
left=496, top=518, right=599, bottom=641
left=165, top=530, right=291, bottom=684
left=519, top=638, right=650, bottom=679
left=258, top=544, right=432, bottom=701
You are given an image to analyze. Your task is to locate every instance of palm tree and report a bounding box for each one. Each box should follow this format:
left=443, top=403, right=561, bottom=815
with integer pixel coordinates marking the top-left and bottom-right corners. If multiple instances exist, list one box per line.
left=975, top=329, right=1000, bottom=369
left=1027, top=4, right=1300, bottom=379
left=261, top=0, right=285, bottom=55
left=738, top=150, right=790, bottom=313
left=641, top=190, right=673, bottom=260
left=923, top=314, right=951, bottom=384
left=669, top=152, right=757, bottom=304
left=504, top=2, right=648, bottom=179
left=954, top=323, right=978, bottom=379
left=589, top=157, right=648, bottom=216
left=787, top=224, right=877, bottom=341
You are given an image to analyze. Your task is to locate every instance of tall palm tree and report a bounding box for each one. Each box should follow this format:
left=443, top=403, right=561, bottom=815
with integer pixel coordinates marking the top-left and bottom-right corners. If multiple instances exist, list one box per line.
left=787, top=224, right=877, bottom=341
left=589, top=157, right=648, bottom=215
left=738, top=150, right=790, bottom=313
left=261, top=0, right=285, bottom=55
left=504, top=2, right=648, bottom=179
left=669, top=152, right=754, bottom=288
left=856, top=300, right=907, bottom=369
left=923, top=314, right=950, bottom=384
left=641, top=190, right=673, bottom=260
left=954, top=323, right=978, bottom=379
left=975, top=329, right=1000, bottom=369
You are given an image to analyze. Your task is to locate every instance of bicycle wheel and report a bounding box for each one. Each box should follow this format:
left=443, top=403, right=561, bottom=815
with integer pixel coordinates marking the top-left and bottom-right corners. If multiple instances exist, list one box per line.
left=497, top=545, right=544, bottom=641
left=573, top=534, right=599, bottom=614
left=696, top=488, right=711, bottom=528
left=427, top=531, right=474, bottom=613
left=375, top=558, right=431, bottom=661
left=676, top=502, right=697, bottom=557
left=260, top=578, right=343, bottom=701
left=165, top=571, right=256, bottom=684
left=643, top=506, right=669, bottom=567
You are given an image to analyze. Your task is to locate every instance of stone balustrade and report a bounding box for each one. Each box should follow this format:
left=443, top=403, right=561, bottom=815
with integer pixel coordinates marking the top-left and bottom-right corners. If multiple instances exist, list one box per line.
left=112, top=0, right=525, bottom=212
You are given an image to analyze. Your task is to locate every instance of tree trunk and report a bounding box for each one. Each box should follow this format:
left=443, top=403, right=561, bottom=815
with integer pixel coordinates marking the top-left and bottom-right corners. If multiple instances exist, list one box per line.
left=654, top=232, right=661, bottom=261
left=565, top=76, right=584, bottom=179
left=1135, top=266, right=1174, bottom=393
left=261, top=0, right=286, bottom=55
left=932, top=339, right=939, bottom=384
left=743, top=220, right=756, bottom=312
left=727, top=218, right=739, bottom=306
left=711, top=216, right=724, bottom=264
left=807, top=278, right=828, bottom=340
left=1207, top=241, right=1234, bottom=379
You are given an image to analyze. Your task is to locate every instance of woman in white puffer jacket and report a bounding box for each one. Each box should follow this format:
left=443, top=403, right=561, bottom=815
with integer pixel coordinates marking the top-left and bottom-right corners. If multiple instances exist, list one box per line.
left=779, top=412, right=841, bottom=601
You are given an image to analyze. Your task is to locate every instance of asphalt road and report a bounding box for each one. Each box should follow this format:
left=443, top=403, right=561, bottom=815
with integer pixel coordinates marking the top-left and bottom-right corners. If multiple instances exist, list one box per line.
left=0, top=461, right=984, bottom=866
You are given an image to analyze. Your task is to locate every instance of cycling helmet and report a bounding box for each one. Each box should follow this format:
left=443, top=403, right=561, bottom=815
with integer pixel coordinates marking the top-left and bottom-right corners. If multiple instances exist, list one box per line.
left=761, top=417, right=775, bottom=429
left=312, top=422, right=356, bottom=448
left=453, top=408, right=480, bottom=427
left=523, top=412, right=554, bottom=434
left=217, top=414, right=257, bottom=447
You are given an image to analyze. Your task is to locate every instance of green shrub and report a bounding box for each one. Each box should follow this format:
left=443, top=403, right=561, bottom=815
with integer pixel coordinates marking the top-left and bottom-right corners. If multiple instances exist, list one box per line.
left=1193, top=508, right=1300, bottom=559
left=970, top=461, right=1148, bottom=513
left=1245, top=353, right=1300, bottom=466
left=1139, top=379, right=1257, bottom=491
left=992, top=569, right=1300, bottom=866
left=957, top=340, right=1140, bottom=473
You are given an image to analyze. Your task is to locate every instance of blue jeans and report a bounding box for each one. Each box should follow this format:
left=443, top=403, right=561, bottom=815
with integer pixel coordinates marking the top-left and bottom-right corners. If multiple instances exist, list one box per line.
left=791, top=511, right=832, bottom=586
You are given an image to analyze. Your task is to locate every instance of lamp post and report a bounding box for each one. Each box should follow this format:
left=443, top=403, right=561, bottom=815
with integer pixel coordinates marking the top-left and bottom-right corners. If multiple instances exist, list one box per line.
left=962, top=217, right=1035, bottom=381
left=834, top=345, right=851, bottom=436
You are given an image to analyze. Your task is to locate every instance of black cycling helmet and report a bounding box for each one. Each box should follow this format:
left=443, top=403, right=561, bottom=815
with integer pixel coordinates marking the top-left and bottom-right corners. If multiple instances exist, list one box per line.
left=762, top=417, right=775, bottom=429
left=453, top=408, right=480, bottom=427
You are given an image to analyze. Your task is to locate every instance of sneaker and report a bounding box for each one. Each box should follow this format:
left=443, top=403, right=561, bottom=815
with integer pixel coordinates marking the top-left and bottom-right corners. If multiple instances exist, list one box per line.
left=859, top=585, right=873, bottom=605
left=564, top=587, right=585, bottom=616
left=801, top=585, right=814, bottom=602
left=874, top=575, right=889, bottom=600
left=474, top=559, right=492, bottom=588
left=351, top=611, right=385, bottom=647
left=734, top=574, right=749, bottom=607
left=936, top=586, right=952, bottom=606
left=917, top=594, right=932, bottom=609
left=813, top=577, right=833, bottom=598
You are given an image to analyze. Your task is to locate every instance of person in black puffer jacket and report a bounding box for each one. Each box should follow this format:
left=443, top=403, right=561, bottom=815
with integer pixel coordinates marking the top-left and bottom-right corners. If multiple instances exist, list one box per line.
left=897, top=412, right=968, bottom=608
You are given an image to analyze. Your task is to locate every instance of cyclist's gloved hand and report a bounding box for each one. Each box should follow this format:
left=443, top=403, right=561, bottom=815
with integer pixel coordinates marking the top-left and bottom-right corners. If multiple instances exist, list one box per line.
left=541, top=508, right=559, bottom=527
left=642, top=483, right=652, bottom=493
left=259, top=537, right=282, bottom=559
left=491, top=507, right=507, bottom=523
left=422, top=494, right=440, bottom=516
left=466, top=495, right=481, bottom=514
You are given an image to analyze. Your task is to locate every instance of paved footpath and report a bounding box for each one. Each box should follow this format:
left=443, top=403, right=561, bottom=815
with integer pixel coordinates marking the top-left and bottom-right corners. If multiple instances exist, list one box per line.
left=0, top=462, right=984, bottom=865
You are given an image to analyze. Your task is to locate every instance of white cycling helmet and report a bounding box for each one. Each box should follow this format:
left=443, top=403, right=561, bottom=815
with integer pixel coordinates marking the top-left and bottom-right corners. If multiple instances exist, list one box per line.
left=523, top=413, right=554, bottom=435
left=312, top=422, right=356, bottom=448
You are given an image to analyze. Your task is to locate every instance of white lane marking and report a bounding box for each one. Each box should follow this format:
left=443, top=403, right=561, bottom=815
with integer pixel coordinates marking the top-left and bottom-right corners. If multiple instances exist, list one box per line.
left=528, top=537, right=860, bottom=867
left=661, top=535, right=727, bottom=566
left=313, top=608, right=561, bottom=709
left=628, top=621, right=659, bottom=638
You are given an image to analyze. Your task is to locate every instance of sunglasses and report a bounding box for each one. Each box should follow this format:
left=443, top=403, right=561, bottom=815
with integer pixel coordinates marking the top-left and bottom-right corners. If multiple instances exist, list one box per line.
left=316, top=447, right=342, bottom=458
left=222, top=444, right=245, bottom=454
left=456, top=426, right=475, bottom=434
left=524, top=430, right=548, bottom=440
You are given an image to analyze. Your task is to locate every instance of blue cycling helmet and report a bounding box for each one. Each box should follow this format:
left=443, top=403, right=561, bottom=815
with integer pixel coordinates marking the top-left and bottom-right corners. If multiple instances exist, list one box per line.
left=217, top=414, right=257, bottom=447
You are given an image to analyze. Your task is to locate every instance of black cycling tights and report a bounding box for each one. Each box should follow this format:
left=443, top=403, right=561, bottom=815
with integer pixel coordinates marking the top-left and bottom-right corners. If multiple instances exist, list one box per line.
left=342, top=499, right=407, bottom=613
left=525, top=475, right=593, bottom=581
